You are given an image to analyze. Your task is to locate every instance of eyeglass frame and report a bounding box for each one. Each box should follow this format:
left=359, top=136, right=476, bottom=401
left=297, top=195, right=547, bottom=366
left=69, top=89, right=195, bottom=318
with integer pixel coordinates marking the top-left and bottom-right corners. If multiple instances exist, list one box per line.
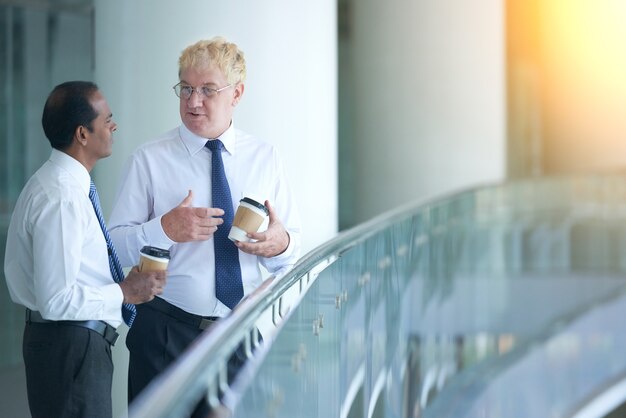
left=172, top=82, right=233, bottom=100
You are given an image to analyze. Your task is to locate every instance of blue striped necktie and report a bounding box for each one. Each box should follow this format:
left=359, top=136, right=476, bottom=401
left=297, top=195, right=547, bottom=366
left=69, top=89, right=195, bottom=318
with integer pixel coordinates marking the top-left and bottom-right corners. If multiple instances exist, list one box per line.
left=205, top=139, right=243, bottom=309
left=89, top=180, right=137, bottom=326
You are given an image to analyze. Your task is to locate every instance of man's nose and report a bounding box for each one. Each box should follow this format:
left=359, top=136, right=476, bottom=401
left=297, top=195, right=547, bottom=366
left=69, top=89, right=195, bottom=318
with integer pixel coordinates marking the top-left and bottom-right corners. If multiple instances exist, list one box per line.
left=187, top=89, right=204, bottom=107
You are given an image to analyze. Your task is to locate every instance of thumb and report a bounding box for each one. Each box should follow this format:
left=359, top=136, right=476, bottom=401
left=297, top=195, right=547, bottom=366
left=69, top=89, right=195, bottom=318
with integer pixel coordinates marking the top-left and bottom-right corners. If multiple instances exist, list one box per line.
left=179, top=190, right=193, bottom=207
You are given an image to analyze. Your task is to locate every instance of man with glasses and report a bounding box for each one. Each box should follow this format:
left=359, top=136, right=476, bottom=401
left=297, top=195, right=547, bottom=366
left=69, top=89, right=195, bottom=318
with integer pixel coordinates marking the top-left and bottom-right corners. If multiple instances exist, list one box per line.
left=109, top=37, right=301, bottom=416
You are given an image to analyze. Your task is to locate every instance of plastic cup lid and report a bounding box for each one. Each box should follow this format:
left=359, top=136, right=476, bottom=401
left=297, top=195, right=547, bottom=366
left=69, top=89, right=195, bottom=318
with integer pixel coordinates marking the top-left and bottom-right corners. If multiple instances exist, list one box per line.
left=140, top=246, right=171, bottom=260
left=240, top=197, right=269, bottom=215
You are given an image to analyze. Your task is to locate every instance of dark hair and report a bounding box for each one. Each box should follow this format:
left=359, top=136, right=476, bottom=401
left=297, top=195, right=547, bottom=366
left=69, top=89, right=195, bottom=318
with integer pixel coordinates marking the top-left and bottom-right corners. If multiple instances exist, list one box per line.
left=41, top=81, right=100, bottom=150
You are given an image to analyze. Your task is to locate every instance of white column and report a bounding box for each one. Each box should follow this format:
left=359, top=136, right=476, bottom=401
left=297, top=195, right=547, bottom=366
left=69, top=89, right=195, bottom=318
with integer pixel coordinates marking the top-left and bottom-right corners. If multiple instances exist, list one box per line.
left=94, top=2, right=336, bottom=416
left=344, top=0, right=506, bottom=224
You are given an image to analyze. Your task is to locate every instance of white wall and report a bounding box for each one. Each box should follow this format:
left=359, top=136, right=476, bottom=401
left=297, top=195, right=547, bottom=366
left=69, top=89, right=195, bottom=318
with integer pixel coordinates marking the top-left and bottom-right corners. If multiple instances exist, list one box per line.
left=93, top=2, right=337, bottom=416
left=345, top=0, right=506, bottom=223
left=94, top=0, right=338, bottom=255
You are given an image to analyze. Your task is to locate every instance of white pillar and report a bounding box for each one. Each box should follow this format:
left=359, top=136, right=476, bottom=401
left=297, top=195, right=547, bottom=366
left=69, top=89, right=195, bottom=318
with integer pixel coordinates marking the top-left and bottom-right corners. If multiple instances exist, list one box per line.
left=94, top=2, right=337, bottom=416
left=343, top=0, right=506, bottom=224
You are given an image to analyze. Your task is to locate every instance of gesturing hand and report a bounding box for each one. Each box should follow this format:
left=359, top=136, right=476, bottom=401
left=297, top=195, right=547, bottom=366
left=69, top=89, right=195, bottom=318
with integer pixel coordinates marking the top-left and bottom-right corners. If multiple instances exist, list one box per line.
left=235, top=200, right=290, bottom=258
left=161, top=190, right=225, bottom=242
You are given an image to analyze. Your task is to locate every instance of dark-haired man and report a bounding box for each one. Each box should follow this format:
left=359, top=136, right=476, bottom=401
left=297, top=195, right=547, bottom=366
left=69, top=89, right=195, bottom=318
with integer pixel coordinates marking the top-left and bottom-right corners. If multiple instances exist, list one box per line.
left=4, top=81, right=167, bottom=418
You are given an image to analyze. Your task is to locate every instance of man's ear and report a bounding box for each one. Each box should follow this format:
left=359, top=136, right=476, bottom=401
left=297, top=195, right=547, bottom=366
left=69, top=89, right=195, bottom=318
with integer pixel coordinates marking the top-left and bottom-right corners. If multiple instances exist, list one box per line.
left=75, top=125, right=88, bottom=146
left=232, top=83, right=245, bottom=106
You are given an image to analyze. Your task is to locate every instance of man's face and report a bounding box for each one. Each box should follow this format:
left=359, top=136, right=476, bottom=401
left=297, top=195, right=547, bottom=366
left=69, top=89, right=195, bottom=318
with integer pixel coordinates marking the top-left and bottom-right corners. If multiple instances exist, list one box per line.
left=85, top=91, right=117, bottom=160
left=178, top=65, right=243, bottom=139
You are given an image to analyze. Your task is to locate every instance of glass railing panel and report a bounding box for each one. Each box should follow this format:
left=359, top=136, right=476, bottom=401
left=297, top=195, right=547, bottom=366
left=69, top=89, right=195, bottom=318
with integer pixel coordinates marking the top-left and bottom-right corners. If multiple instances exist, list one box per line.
left=234, top=219, right=418, bottom=417
left=234, top=257, right=347, bottom=416
left=231, top=177, right=626, bottom=418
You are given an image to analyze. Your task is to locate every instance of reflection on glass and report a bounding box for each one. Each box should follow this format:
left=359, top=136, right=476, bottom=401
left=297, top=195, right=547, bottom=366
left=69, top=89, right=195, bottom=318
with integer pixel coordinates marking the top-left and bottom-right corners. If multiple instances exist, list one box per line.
left=231, top=177, right=626, bottom=418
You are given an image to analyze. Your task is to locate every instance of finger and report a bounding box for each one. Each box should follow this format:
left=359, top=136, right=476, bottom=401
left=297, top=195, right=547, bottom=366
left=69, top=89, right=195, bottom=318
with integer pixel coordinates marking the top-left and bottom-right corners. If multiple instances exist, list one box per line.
left=179, top=190, right=194, bottom=207
left=208, top=207, right=225, bottom=217
left=238, top=239, right=271, bottom=255
left=209, top=217, right=224, bottom=226
left=246, top=230, right=266, bottom=241
left=265, top=200, right=277, bottom=223
left=193, top=207, right=225, bottom=219
left=197, top=225, right=219, bottom=236
left=193, top=207, right=211, bottom=218
left=193, top=233, right=213, bottom=241
left=235, top=240, right=257, bottom=254
left=194, top=217, right=223, bottom=229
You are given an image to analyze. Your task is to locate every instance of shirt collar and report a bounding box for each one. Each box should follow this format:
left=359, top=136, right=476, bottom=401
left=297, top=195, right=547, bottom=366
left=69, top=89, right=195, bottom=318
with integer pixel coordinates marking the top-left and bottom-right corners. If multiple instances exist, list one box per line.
left=48, top=148, right=92, bottom=196
left=178, top=123, right=237, bottom=156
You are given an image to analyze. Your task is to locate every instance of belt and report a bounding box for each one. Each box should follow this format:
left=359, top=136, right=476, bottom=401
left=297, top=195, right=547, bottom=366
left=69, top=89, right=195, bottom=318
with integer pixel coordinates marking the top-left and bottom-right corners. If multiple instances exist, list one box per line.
left=146, top=297, right=220, bottom=330
left=26, top=309, right=119, bottom=346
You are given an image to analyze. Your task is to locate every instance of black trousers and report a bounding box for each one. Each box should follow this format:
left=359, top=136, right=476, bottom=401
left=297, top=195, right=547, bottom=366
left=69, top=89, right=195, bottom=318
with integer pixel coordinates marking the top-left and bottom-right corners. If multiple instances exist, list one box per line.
left=23, top=322, right=113, bottom=418
left=127, top=299, right=252, bottom=418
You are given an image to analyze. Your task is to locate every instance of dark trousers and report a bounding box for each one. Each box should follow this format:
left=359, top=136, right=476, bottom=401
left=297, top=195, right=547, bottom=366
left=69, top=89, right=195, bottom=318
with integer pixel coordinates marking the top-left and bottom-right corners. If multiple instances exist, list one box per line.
left=23, top=322, right=113, bottom=418
left=127, top=299, right=251, bottom=418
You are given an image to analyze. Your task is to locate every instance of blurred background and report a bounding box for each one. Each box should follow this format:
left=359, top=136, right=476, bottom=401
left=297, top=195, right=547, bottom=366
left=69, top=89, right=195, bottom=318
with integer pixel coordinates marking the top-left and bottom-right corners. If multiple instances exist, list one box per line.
left=2, top=0, right=626, bottom=416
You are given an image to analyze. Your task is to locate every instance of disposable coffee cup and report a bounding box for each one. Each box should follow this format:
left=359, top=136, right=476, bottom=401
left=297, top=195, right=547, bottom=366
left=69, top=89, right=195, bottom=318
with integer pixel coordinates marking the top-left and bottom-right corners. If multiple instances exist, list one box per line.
left=228, top=197, right=269, bottom=242
left=139, top=246, right=170, bottom=272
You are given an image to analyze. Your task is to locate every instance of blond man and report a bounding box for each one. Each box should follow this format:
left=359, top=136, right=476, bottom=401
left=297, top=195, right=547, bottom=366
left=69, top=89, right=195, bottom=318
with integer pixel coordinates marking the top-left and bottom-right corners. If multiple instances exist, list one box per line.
left=109, top=37, right=301, bottom=416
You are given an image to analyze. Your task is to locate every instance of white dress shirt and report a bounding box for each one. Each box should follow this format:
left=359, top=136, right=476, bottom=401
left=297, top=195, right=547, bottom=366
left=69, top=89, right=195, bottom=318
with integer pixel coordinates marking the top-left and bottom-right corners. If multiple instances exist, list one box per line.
left=109, top=123, right=301, bottom=317
left=4, top=149, right=124, bottom=327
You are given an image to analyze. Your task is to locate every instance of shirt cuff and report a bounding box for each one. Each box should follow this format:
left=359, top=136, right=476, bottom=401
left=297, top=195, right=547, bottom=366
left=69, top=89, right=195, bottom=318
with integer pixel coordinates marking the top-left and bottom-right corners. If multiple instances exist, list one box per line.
left=275, top=232, right=296, bottom=260
left=143, top=215, right=176, bottom=249
left=266, top=231, right=297, bottom=270
left=101, top=282, right=125, bottom=319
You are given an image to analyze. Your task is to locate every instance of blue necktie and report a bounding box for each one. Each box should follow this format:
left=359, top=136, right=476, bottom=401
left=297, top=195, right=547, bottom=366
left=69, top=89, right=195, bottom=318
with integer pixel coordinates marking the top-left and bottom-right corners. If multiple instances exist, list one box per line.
left=89, top=180, right=137, bottom=326
left=205, top=139, right=243, bottom=309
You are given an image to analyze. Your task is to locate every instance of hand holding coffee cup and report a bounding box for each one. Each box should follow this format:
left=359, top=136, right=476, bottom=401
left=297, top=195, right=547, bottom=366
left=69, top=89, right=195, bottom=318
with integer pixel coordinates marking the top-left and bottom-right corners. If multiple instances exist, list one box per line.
left=139, top=246, right=171, bottom=272
left=233, top=200, right=290, bottom=258
left=228, top=197, right=269, bottom=242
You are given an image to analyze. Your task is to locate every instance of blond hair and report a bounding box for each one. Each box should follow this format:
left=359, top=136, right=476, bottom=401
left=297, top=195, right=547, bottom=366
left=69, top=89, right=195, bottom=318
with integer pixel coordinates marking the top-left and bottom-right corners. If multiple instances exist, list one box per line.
left=178, top=37, right=247, bottom=85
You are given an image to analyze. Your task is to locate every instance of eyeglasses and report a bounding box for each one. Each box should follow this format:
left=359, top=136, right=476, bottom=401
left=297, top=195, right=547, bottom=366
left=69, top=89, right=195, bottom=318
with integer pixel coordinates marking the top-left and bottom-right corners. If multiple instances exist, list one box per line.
left=173, top=82, right=232, bottom=100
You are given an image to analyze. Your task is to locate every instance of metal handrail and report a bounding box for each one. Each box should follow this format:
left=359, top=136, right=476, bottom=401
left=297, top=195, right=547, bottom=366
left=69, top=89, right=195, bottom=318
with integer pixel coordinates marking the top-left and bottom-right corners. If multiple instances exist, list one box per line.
left=126, top=190, right=450, bottom=418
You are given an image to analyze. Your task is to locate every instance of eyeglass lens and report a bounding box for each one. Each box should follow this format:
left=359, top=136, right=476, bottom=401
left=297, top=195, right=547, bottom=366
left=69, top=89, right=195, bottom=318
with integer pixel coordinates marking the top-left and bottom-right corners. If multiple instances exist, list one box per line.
left=175, top=85, right=218, bottom=99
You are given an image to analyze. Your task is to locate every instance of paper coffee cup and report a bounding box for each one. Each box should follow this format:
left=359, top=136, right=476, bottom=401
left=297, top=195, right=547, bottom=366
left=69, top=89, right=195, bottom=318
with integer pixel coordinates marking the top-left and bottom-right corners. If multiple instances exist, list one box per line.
left=228, top=197, right=269, bottom=242
left=139, top=246, right=170, bottom=272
